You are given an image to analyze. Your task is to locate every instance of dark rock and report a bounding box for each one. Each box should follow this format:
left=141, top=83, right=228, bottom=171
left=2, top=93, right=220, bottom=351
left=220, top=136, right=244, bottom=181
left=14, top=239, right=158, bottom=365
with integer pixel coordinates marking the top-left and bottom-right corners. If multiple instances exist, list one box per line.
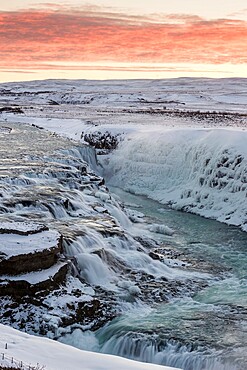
left=82, top=131, right=120, bottom=151
left=0, top=223, right=48, bottom=236
left=48, top=99, right=60, bottom=105
left=0, top=106, right=24, bottom=114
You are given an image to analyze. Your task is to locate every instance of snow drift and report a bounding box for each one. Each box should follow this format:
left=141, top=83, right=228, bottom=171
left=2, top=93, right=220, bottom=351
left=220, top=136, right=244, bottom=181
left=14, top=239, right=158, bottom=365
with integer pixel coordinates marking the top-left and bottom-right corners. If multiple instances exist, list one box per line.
left=0, top=324, right=181, bottom=370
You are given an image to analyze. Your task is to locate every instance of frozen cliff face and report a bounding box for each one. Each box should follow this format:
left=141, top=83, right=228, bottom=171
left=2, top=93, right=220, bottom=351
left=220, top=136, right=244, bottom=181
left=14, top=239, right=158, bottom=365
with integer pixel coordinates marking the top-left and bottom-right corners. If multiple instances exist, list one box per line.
left=102, top=128, right=247, bottom=231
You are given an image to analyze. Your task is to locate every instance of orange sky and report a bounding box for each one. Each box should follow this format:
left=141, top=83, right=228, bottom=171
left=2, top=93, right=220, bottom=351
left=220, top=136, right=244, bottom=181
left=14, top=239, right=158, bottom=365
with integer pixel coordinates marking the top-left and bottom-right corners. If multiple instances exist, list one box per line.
left=0, top=2, right=247, bottom=80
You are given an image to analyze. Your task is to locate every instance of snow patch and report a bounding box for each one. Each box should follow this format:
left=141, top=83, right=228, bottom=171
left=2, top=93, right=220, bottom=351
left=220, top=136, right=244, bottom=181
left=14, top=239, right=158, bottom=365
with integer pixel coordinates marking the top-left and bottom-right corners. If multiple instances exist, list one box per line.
left=0, top=229, right=60, bottom=258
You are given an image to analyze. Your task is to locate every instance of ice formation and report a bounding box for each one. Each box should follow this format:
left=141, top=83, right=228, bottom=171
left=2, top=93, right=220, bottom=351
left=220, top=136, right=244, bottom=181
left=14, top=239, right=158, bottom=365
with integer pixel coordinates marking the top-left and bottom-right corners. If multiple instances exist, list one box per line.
left=102, top=128, right=247, bottom=231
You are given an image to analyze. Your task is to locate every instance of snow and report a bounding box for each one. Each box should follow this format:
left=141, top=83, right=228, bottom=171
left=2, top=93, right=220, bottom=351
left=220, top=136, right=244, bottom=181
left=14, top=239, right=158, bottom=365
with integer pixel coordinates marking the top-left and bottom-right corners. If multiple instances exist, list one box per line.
left=1, top=79, right=246, bottom=233
left=0, top=78, right=247, bottom=113
left=0, top=221, right=46, bottom=234
left=0, top=324, right=181, bottom=370
left=102, top=127, right=247, bottom=231
left=0, top=261, right=67, bottom=284
left=0, top=229, right=60, bottom=258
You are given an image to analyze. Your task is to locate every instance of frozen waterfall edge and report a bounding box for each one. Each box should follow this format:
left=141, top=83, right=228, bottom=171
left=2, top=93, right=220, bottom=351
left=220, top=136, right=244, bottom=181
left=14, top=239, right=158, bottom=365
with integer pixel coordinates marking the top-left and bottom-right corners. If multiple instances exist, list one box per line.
left=101, top=128, right=247, bottom=232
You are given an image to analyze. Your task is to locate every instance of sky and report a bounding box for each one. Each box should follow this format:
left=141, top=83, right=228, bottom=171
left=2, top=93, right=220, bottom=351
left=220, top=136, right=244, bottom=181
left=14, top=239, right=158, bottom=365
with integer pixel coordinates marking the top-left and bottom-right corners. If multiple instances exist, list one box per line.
left=0, top=0, right=246, bottom=81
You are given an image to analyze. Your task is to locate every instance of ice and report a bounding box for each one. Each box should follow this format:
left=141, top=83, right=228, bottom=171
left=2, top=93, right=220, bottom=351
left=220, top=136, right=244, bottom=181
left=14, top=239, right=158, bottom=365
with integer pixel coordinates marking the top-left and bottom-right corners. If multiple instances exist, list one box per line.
left=149, top=223, right=175, bottom=236
left=0, top=229, right=60, bottom=258
left=102, top=127, right=247, bottom=231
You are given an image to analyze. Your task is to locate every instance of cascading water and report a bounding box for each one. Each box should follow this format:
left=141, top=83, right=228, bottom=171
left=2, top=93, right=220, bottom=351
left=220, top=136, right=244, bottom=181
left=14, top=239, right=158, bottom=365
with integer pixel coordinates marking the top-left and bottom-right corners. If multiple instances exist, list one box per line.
left=58, top=186, right=247, bottom=370
left=1, top=121, right=247, bottom=370
left=99, top=333, right=239, bottom=370
left=83, top=128, right=247, bottom=370
left=35, top=127, right=246, bottom=370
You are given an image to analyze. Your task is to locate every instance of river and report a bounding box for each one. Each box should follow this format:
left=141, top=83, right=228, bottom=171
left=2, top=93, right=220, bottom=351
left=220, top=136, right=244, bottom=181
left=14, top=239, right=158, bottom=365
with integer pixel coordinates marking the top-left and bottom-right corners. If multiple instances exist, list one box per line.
left=66, top=186, right=247, bottom=370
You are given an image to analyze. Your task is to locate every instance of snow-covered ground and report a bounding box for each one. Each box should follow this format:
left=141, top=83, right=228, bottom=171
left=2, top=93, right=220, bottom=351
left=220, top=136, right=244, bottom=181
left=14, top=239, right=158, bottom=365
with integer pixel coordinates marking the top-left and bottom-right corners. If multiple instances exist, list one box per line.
left=1, top=229, right=60, bottom=258
left=0, top=78, right=247, bottom=370
left=0, top=324, right=181, bottom=370
left=1, top=75, right=246, bottom=236
left=0, top=78, right=247, bottom=113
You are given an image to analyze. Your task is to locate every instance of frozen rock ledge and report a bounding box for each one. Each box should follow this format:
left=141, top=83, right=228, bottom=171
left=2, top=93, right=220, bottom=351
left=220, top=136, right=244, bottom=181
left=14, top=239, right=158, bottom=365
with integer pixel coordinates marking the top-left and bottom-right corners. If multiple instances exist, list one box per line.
left=0, top=222, right=62, bottom=275
left=0, top=221, right=68, bottom=297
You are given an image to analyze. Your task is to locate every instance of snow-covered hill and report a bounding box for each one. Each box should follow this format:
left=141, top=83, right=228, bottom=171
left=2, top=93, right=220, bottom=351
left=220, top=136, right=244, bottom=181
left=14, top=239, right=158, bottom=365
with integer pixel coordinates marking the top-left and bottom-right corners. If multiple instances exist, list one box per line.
left=0, top=324, right=181, bottom=370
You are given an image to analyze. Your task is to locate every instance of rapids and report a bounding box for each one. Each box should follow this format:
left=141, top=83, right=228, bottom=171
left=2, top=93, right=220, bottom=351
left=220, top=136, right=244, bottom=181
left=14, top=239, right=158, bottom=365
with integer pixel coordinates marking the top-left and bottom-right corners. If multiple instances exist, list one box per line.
left=60, top=188, right=247, bottom=370
left=1, top=118, right=247, bottom=370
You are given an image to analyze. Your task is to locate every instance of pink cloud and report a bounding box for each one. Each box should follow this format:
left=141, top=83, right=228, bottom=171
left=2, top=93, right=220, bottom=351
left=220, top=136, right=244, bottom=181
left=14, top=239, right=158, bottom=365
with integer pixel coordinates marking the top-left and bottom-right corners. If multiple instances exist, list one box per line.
left=0, top=7, right=246, bottom=69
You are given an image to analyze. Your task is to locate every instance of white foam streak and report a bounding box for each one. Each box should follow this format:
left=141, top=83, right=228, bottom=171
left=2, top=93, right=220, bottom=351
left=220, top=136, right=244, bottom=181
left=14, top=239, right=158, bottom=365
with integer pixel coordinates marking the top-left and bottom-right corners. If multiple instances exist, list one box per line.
left=76, top=253, right=114, bottom=286
left=106, top=202, right=132, bottom=229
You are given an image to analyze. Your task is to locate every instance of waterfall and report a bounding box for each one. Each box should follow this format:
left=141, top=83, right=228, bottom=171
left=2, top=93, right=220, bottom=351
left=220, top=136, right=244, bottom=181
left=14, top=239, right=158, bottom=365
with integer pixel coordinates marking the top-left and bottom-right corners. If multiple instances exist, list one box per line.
left=98, top=332, right=239, bottom=370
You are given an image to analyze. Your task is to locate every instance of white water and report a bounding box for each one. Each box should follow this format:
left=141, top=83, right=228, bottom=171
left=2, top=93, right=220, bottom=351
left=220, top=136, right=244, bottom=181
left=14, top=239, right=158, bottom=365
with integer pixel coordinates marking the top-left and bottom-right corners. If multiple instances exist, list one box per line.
left=11, top=125, right=245, bottom=370
left=59, top=187, right=247, bottom=370
left=74, top=127, right=247, bottom=370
